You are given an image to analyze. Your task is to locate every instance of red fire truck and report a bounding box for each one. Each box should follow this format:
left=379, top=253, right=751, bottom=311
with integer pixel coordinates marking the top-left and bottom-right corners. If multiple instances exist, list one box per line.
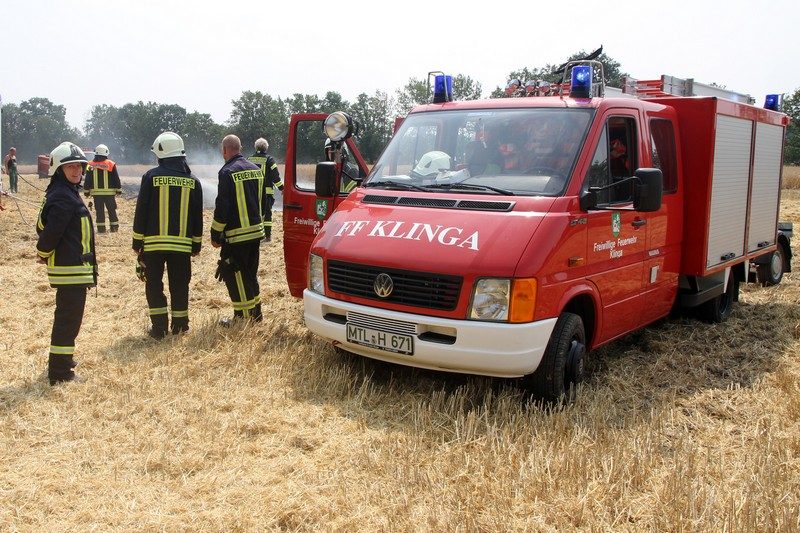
left=281, top=64, right=792, bottom=401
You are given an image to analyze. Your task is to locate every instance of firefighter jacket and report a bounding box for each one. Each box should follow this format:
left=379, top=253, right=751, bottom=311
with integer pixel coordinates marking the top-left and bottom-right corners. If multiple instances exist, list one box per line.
left=132, top=157, right=204, bottom=254
left=211, top=154, right=265, bottom=245
left=247, top=151, right=284, bottom=196
left=84, top=156, right=122, bottom=196
left=35, top=174, right=97, bottom=287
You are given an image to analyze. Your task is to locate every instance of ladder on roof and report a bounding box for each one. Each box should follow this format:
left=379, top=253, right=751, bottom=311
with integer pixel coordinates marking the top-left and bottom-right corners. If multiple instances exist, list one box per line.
left=621, top=75, right=755, bottom=104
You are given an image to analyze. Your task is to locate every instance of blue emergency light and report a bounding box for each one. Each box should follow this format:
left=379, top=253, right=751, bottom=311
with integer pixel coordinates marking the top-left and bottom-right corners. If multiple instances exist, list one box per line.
left=764, top=94, right=781, bottom=111
left=433, top=74, right=453, bottom=103
left=570, top=65, right=593, bottom=99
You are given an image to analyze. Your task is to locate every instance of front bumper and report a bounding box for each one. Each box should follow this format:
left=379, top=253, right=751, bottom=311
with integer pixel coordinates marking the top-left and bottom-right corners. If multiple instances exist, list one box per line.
left=303, top=290, right=557, bottom=378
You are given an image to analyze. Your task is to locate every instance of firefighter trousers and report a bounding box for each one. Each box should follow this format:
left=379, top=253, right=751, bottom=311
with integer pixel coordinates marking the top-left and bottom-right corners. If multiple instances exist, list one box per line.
left=49, top=286, right=87, bottom=385
left=264, top=194, right=274, bottom=241
left=94, top=196, right=119, bottom=233
left=220, top=241, right=262, bottom=320
left=143, top=252, right=191, bottom=335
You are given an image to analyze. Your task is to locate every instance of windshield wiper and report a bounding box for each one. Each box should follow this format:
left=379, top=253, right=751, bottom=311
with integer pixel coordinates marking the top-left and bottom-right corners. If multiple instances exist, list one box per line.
left=364, top=180, right=429, bottom=192
left=426, top=183, right=515, bottom=196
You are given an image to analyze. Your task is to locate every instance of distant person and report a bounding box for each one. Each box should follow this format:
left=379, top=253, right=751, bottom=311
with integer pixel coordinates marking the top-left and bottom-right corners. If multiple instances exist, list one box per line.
left=212, top=134, right=264, bottom=324
left=84, top=144, right=122, bottom=233
left=4, top=147, right=19, bottom=193
left=35, top=142, right=97, bottom=385
left=324, top=139, right=359, bottom=192
left=247, top=137, right=283, bottom=242
left=132, top=132, right=204, bottom=338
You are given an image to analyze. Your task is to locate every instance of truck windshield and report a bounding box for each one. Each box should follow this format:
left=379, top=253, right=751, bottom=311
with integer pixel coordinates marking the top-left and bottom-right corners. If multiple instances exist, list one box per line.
left=366, top=108, right=592, bottom=196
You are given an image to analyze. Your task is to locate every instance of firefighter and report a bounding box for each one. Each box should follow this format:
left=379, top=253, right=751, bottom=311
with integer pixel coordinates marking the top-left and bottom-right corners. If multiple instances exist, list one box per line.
left=212, top=134, right=264, bottom=323
left=84, top=144, right=122, bottom=233
left=246, top=137, right=283, bottom=242
left=35, top=142, right=97, bottom=385
left=324, top=139, right=359, bottom=192
left=4, top=147, right=19, bottom=193
left=132, top=132, right=204, bottom=338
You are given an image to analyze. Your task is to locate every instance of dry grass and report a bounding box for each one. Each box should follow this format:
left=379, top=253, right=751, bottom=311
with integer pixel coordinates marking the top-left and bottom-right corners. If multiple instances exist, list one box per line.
left=784, top=166, right=800, bottom=189
left=1, top=177, right=799, bottom=531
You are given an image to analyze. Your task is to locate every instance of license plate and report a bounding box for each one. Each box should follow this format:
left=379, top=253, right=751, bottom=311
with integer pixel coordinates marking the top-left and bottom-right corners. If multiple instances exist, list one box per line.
left=346, top=324, right=414, bottom=355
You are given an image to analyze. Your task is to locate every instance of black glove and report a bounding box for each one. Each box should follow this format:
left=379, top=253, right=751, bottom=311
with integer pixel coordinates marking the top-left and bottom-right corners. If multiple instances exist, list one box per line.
left=88, top=201, right=93, bottom=209
left=136, top=253, right=147, bottom=282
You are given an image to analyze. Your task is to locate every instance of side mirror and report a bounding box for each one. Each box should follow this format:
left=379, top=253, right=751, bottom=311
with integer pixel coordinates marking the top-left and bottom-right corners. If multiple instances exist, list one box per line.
left=315, top=162, right=337, bottom=198
left=579, top=189, right=598, bottom=211
left=633, top=168, right=663, bottom=212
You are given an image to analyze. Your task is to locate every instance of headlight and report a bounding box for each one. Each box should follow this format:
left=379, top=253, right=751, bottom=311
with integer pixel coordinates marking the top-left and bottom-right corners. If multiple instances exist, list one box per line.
left=308, top=253, right=324, bottom=294
left=469, top=278, right=510, bottom=321
left=324, top=111, right=355, bottom=142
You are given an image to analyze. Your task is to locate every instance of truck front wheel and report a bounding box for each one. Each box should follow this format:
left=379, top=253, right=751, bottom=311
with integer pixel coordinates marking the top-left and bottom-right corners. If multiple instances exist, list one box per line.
left=524, top=312, right=586, bottom=402
left=757, top=246, right=785, bottom=286
left=698, top=278, right=738, bottom=323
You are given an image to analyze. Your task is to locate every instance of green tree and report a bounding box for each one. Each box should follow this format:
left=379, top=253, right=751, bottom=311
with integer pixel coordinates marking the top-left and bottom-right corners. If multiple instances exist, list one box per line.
left=783, top=88, right=800, bottom=165
left=2, top=98, right=79, bottom=162
left=228, top=91, right=288, bottom=160
left=348, top=91, right=395, bottom=163
left=395, top=74, right=482, bottom=116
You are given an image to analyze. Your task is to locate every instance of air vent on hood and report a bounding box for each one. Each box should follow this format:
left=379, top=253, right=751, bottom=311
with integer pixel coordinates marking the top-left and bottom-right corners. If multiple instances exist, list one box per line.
left=363, top=194, right=514, bottom=212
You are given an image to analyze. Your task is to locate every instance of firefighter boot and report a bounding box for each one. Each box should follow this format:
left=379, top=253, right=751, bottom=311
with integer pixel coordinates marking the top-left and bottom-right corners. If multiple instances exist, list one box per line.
left=48, top=354, right=78, bottom=386
left=148, top=314, right=169, bottom=340
left=252, top=303, right=263, bottom=322
left=171, top=317, right=189, bottom=335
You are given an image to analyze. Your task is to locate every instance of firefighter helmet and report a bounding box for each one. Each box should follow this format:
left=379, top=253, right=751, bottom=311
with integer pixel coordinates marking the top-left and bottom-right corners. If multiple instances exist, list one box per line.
left=48, top=142, right=88, bottom=176
left=151, top=132, right=186, bottom=158
left=95, top=144, right=109, bottom=157
left=412, top=151, right=451, bottom=177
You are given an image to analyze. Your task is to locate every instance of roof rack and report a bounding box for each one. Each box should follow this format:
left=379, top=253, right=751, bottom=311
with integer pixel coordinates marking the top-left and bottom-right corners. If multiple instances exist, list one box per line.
left=622, top=75, right=755, bottom=104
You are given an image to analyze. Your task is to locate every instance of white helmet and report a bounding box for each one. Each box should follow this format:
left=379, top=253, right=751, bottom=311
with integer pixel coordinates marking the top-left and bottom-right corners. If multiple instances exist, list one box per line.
left=95, top=144, right=109, bottom=157
left=151, top=132, right=185, bottom=158
left=48, top=142, right=88, bottom=176
left=413, top=151, right=451, bottom=177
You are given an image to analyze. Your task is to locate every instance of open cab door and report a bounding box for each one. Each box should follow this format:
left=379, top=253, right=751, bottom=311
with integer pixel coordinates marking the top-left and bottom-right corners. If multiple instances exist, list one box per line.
left=282, top=113, right=369, bottom=297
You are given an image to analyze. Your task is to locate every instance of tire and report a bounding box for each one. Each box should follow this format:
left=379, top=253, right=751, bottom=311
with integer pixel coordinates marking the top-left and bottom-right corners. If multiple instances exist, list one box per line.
left=524, top=312, right=586, bottom=403
left=698, top=278, right=738, bottom=323
left=757, top=246, right=785, bottom=286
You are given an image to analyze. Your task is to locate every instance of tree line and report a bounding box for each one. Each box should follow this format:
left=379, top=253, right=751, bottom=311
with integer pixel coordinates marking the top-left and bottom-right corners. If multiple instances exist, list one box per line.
left=2, top=50, right=799, bottom=166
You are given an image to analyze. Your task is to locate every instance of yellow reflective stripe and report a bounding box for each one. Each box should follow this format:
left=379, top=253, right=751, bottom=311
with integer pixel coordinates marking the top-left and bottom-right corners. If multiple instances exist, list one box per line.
left=48, top=265, right=94, bottom=274
left=132, top=231, right=144, bottom=240
left=225, top=231, right=264, bottom=244
left=257, top=172, right=264, bottom=222
left=234, top=180, right=248, bottom=229
left=37, top=247, right=53, bottom=258
left=234, top=271, right=249, bottom=310
left=211, top=219, right=226, bottom=232
left=81, top=216, right=91, bottom=254
left=143, top=235, right=192, bottom=245
left=270, top=163, right=278, bottom=171
left=224, top=223, right=263, bottom=237
left=265, top=186, right=274, bottom=194
left=142, top=244, right=192, bottom=253
left=274, top=180, right=283, bottom=188
left=179, top=187, right=189, bottom=237
left=50, top=345, right=75, bottom=355
left=264, top=221, right=273, bottom=228
left=48, top=275, right=95, bottom=285
left=171, top=309, right=188, bottom=318
left=48, top=253, right=55, bottom=268
left=101, top=169, right=108, bottom=190
left=191, top=236, right=202, bottom=243
left=159, top=183, right=169, bottom=236
left=149, top=307, right=168, bottom=315
left=89, top=189, right=116, bottom=195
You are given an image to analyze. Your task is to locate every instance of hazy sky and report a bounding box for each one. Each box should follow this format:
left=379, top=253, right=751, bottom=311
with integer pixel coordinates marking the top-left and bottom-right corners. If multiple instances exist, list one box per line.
left=2, top=0, right=799, bottom=131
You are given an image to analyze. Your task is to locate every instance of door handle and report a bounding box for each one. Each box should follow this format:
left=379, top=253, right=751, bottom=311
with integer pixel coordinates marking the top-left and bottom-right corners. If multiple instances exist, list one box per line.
left=631, top=219, right=647, bottom=228
left=284, top=203, right=303, bottom=210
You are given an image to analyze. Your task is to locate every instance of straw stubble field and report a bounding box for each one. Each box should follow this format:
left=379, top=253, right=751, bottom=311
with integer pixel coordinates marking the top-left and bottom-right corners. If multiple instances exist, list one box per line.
left=1, top=171, right=799, bottom=531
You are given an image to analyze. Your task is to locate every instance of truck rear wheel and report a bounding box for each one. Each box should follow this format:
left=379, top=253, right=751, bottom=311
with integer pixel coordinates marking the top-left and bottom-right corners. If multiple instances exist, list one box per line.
left=757, top=246, right=785, bottom=286
left=524, top=312, right=586, bottom=402
left=698, top=278, right=738, bottom=323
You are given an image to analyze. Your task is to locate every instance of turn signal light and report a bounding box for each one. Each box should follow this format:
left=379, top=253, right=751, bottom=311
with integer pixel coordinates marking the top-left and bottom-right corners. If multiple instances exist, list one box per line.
left=509, top=278, right=537, bottom=323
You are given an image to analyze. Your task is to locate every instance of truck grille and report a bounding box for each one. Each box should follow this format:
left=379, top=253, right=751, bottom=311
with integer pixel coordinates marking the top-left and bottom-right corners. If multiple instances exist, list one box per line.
left=327, top=260, right=462, bottom=311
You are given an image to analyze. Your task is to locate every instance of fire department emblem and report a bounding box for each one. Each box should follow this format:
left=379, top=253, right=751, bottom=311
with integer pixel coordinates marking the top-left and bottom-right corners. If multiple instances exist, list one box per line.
left=315, top=199, right=329, bottom=220
left=611, top=212, right=621, bottom=238
left=373, top=273, right=394, bottom=298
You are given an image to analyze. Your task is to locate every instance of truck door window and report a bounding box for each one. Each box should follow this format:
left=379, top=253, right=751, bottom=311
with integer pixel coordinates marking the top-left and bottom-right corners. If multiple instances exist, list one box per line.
left=649, top=119, right=678, bottom=193
left=585, top=117, right=638, bottom=204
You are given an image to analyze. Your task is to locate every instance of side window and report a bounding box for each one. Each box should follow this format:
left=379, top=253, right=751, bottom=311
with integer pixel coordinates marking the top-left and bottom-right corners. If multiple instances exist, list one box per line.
left=650, top=119, right=677, bottom=194
left=294, top=120, right=328, bottom=191
left=585, top=116, right=638, bottom=204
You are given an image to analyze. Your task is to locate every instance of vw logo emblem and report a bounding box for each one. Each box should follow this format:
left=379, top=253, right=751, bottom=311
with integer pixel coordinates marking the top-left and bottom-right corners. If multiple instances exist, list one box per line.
left=373, top=273, right=394, bottom=298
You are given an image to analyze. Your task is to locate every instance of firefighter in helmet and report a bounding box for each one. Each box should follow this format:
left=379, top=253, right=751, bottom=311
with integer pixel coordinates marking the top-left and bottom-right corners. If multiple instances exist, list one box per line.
left=246, top=137, right=283, bottom=242
left=212, top=134, right=264, bottom=324
left=35, top=142, right=97, bottom=385
left=132, top=132, right=204, bottom=338
left=84, top=144, right=122, bottom=232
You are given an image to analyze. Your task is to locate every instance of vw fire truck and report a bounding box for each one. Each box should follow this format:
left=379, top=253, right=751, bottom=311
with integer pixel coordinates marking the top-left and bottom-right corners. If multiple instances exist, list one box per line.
left=281, top=64, right=792, bottom=401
